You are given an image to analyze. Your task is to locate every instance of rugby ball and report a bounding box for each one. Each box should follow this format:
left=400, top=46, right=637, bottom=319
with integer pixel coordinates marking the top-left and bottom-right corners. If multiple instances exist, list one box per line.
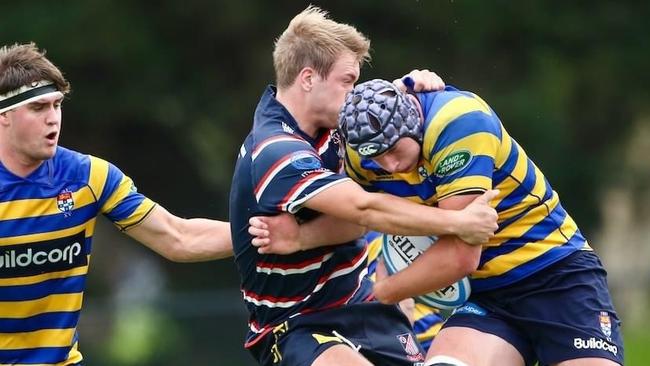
left=381, top=234, right=471, bottom=310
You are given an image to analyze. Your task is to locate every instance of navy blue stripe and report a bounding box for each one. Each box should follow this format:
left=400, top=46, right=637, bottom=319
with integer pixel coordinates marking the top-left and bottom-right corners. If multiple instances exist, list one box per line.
left=492, top=140, right=519, bottom=186
left=433, top=155, right=494, bottom=186
left=472, top=232, right=586, bottom=292
left=0, top=346, right=71, bottom=364
left=0, top=311, right=80, bottom=333
left=480, top=203, right=568, bottom=266
left=371, top=180, right=434, bottom=200
left=0, top=275, right=86, bottom=301
left=104, top=194, right=145, bottom=222
left=0, top=204, right=98, bottom=237
left=495, top=158, right=538, bottom=212
left=542, top=178, right=553, bottom=202
left=430, top=111, right=502, bottom=156
left=364, top=231, right=382, bottom=244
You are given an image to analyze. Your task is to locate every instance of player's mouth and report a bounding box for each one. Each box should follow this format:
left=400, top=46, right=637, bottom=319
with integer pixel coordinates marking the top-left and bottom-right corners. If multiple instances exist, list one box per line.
left=45, top=131, right=58, bottom=144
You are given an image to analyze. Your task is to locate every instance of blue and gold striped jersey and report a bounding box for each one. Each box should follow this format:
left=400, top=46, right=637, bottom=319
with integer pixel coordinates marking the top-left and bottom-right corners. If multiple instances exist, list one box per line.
left=364, top=231, right=443, bottom=352
left=0, top=146, right=156, bottom=365
left=346, top=86, right=590, bottom=292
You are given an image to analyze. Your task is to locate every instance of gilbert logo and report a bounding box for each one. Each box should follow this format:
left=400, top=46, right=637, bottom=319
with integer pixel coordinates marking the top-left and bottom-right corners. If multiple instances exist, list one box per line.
left=435, top=150, right=472, bottom=177
left=0, top=231, right=87, bottom=278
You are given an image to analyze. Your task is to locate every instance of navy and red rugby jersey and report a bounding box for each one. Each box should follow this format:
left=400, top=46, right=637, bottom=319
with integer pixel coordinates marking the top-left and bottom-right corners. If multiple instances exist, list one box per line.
left=229, top=86, right=373, bottom=348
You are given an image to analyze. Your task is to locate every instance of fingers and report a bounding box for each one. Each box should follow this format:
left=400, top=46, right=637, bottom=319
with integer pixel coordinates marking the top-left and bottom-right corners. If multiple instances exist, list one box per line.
left=249, top=216, right=268, bottom=230
left=251, top=236, right=270, bottom=247
left=477, top=189, right=500, bottom=203
left=407, top=69, right=445, bottom=92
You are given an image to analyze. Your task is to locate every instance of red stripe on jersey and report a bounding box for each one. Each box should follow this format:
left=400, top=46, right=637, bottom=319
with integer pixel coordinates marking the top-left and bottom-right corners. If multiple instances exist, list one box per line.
left=275, top=170, right=329, bottom=210
left=253, top=154, right=292, bottom=197
left=256, top=253, right=328, bottom=270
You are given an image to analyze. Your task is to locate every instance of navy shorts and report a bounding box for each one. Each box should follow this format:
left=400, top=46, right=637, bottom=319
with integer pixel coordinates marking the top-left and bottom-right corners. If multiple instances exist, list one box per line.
left=444, top=250, right=623, bottom=366
left=249, top=301, right=426, bottom=366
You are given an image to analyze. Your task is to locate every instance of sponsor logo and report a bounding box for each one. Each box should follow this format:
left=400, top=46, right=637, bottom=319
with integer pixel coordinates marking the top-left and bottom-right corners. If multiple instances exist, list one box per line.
left=357, top=142, right=381, bottom=157
left=573, top=337, right=618, bottom=356
left=434, top=150, right=472, bottom=177
left=0, top=231, right=87, bottom=278
left=599, top=311, right=612, bottom=339
left=453, top=302, right=487, bottom=316
left=396, top=333, right=424, bottom=362
left=56, top=189, right=74, bottom=214
left=281, top=122, right=294, bottom=134
left=290, top=152, right=321, bottom=170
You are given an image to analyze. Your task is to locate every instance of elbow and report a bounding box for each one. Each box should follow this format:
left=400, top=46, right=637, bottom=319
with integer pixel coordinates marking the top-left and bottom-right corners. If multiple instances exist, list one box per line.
left=455, top=242, right=481, bottom=277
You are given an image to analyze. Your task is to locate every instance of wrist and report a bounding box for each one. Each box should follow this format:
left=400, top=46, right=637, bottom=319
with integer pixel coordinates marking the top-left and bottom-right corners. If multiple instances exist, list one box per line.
left=447, top=210, right=464, bottom=236
left=373, top=278, right=396, bottom=304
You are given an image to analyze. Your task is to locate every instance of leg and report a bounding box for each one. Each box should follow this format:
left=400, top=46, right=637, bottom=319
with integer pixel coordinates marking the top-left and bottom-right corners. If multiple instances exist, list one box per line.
left=427, top=326, right=525, bottom=366
left=554, top=358, right=620, bottom=366
left=312, top=344, right=373, bottom=366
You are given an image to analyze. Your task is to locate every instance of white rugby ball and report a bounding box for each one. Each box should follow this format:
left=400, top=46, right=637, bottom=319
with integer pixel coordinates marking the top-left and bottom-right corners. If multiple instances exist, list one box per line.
left=381, top=234, right=471, bottom=310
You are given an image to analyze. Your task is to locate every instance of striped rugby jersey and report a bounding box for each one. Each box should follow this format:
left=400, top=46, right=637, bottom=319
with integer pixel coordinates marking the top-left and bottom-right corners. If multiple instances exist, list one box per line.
left=0, top=146, right=156, bottom=365
left=364, top=231, right=443, bottom=352
left=230, top=86, right=372, bottom=348
left=345, top=86, right=590, bottom=292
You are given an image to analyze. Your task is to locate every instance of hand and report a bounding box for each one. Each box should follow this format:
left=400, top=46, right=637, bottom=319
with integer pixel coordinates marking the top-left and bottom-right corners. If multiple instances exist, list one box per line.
left=248, top=213, right=301, bottom=254
left=455, top=190, right=500, bottom=245
left=372, top=259, right=395, bottom=304
left=393, top=69, right=445, bottom=93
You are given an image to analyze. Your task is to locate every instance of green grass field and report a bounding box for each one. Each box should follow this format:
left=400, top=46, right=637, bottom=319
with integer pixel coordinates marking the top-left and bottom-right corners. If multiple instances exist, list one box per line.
left=625, top=329, right=650, bottom=365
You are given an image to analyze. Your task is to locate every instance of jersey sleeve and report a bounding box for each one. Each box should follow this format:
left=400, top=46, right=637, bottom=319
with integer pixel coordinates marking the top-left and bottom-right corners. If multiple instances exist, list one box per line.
left=87, top=156, right=156, bottom=230
left=424, top=94, right=502, bottom=200
left=343, top=145, right=381, bottom=192
left=251, top=135, right=350, bottom=214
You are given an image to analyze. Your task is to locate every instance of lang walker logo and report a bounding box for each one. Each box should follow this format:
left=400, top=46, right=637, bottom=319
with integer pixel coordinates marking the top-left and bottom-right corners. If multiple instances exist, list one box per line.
left=56, top=189, right=75, bottom=217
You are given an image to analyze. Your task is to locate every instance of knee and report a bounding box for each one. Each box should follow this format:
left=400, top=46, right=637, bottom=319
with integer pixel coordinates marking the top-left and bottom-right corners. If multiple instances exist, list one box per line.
left=424, top=355, right=468, bottom=366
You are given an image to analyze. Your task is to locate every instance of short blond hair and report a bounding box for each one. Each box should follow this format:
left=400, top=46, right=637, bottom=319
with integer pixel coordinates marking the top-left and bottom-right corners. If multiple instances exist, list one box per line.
left=273, top=6, right=371, bottom=89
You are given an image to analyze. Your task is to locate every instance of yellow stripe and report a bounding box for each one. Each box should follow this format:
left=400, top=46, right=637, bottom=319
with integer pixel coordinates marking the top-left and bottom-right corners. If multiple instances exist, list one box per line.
left=0, top=293, right=83, bottom=318
left=0, top=328, right=76, bottom=349
left=475, top=223, right=579, bottom=278
left=494, top=130, right=513, bottom=168
left=0, top=220, right=95, bottom=246
left=100, top=175, right=133, bottom=214
left=114, top=199, right=156, bottom=229
left=436, top=176, right=492, bottom=200
left=0, top=259, right=89, bottom=286
left=507, top=143, right=530, bottom=183
left=88, top=155, right=109, bottom=204
left=0, top=187, right=97, bottom=221
left=423, top=96, right=493, bottom=160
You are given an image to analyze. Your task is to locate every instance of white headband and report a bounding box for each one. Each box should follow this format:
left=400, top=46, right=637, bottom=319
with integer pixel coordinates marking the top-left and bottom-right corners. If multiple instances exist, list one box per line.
left=0, top=80, right=64, bottom=113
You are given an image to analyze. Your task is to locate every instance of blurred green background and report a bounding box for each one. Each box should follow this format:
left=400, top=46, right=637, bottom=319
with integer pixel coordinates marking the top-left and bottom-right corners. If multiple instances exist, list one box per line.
left=3, top=1, right=649, bottom=364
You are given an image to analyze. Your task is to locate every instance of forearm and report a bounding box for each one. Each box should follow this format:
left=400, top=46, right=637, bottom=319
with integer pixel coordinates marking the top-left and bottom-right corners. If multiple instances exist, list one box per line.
left=360, top=192, right=461, bottom=236
left=374, top=236, right=479, bottom=304
left=173, top=218, right=233, bottom=261
left=298, top=215, right=367, bottom=250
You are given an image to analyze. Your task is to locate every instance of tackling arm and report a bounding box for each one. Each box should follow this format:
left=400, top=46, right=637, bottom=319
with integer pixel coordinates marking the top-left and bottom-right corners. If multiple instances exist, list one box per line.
left=125, top=205, right=233, bottom=262
left=372, top=193, right=484, bottom=304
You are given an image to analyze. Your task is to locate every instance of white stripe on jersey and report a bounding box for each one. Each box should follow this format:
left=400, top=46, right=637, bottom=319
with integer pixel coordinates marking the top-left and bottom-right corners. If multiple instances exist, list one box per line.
left=256, top=253, right=334, bottom=275
left=252, top=135, right=309, bottom=161
left=254, top=155, right=294, bottom=202
left=285, top=177, right=351, bottom=213
left=242, top=248, right=368, bottom=309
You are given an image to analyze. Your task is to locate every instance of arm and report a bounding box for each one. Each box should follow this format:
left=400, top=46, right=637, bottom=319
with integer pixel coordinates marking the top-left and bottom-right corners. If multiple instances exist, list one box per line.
left=304, top=180, right=497, bottom=240
left=125, top=205, right=233, bottom=262
left=249, top=213, right=367, bottom=254
left=372, top=193, right=483, bottom=304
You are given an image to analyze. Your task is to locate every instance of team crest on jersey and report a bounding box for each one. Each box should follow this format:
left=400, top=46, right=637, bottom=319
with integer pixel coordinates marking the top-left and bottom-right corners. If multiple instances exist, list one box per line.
left=56, top=189, right=74, bottom=215
left=434, top=150, right=472, bottom=177
left=599, top=311, right=612, bottom=338
left=418, top=166, right=428, bottom=178
left=290, top=152, right=321, bottom=170
left=396, top=333, right=424, bottom=362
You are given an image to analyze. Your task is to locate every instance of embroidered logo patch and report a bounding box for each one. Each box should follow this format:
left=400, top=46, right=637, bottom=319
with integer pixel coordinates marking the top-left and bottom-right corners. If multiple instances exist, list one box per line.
left=434, top=150, right=472, bottom=177
left=56, top=190, right=74, bottom=214
left=599, top=311, right=612, bottom=339
left=396, top=333, right=424, bottom=362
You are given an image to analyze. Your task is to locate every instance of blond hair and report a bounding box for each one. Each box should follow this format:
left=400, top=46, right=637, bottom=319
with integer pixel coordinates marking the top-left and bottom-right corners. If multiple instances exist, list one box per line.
left=0, top=42, right=70, bottom=95
left=273, top=6, right=371, bottom=89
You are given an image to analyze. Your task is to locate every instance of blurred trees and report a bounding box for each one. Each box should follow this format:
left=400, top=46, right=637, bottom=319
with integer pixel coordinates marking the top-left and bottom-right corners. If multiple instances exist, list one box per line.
left=3, top=1, right=649, bottom=364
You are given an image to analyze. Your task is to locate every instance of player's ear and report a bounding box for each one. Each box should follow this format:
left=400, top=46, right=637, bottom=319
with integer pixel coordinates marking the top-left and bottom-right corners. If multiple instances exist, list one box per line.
left=298, top=67, right=315, bottom=92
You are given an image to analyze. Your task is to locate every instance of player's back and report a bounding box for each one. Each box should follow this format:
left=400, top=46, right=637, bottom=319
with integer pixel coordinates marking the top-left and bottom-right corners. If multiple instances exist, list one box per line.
left=230, top=86, right=373, bottom=348
left=345, top=86, right=589, bottom=292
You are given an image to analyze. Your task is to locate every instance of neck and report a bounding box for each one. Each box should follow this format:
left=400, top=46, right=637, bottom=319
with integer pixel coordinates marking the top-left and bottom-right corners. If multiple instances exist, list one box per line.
left=276, top=86, right=319, bottom=138
left=0, top=144, right=45, bottom=178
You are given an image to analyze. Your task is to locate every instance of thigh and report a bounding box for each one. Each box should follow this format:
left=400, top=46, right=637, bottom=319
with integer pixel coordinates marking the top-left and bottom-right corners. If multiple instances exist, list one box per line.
left=312, top=344, right=373, bottom=366
left=511, top=252, right=623, bottom=365
left=428, top=326, right=525, bottom=366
